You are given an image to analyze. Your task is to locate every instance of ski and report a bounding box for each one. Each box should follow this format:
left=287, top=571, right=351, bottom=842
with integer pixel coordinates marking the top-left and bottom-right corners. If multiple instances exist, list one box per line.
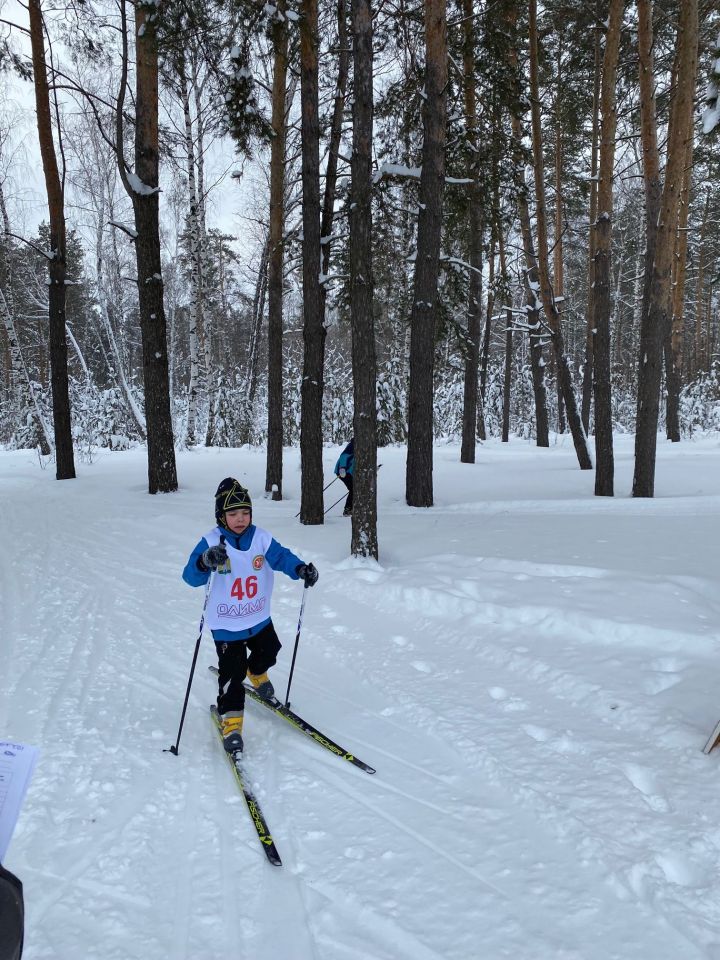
left=209, top=667, right=376, bottom=775
left=210, top=706, right=282, bottom=866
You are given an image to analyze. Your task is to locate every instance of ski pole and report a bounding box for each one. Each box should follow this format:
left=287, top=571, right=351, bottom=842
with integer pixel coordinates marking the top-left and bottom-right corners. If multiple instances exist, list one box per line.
left=164, top=573, right=213, bottom=756
left=324, top=491, right=347, bottom=516
left=295, top=476, right=338, bottom=518
left=284, top=583, right=308, bottom=707
left=323, top=463, right=381, bottom=516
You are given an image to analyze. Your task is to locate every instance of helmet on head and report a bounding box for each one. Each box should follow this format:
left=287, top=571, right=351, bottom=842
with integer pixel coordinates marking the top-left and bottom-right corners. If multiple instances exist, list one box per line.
left=214, top=477, right=252, bottom=528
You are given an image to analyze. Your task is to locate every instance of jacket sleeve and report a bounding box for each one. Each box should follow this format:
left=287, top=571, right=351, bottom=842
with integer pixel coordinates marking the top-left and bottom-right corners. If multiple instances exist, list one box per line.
left=335, top=440, right=355, bottom=476
left=334, top=451, right=351, bottom=475
left=183, top=538, right=210, bottom=586
left=266, top=538, right=303, bottom=579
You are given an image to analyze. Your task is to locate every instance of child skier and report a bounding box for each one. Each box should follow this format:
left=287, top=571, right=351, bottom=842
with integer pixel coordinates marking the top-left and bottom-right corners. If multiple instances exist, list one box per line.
left=334, top=437, right=355, bottom=516
left=183, top=477, right=318, bottom=753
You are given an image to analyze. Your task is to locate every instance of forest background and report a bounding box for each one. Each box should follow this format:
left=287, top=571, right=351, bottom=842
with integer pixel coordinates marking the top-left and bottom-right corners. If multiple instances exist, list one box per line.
left=0, top=0, right=719, bottom=549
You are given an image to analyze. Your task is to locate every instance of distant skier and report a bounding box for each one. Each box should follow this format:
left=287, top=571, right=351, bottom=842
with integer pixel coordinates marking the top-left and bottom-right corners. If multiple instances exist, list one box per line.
left=183, top=478, right=318, bottom=753
left=334, top=437, right=355, bottom=516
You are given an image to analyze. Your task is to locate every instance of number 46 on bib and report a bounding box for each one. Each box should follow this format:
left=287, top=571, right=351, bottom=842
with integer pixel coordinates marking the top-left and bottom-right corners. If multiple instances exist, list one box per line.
left=230, top=576, right=258, bottom=600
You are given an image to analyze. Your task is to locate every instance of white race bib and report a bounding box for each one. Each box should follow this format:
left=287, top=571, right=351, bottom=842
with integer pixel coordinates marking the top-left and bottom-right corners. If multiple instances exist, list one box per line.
left=204, top=527, right=275, bottom=631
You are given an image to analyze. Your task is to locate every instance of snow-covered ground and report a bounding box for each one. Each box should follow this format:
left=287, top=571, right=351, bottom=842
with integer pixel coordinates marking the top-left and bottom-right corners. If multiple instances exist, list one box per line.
left=2, top=433, right=720, bottom=960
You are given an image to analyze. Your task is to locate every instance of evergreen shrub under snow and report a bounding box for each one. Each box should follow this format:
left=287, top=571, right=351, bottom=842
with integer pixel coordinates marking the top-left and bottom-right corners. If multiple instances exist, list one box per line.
left=2, top=365, right=719, bottom=453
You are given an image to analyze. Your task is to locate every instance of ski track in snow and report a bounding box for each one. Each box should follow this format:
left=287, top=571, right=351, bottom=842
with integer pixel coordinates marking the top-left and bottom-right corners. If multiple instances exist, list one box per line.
left=2, top=439, right=720, bottom=959
left=315, top=559, right=720, bottom=957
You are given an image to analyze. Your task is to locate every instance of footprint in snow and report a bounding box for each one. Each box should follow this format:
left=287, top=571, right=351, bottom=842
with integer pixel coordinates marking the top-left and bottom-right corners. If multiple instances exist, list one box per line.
left=622, top=763, right=671, bottom=813
left=642, top=657, right=687, bottom=695
left=411, top=660, right=433, bottom=674
left=344, top=846, right=366, bottom=860
left=488, top=687, right=527, bottom=711
left=523, top=724, right=551, bottom=742
left=643, top=673, right=682, bottom=695
left=655, top=851, right=708, bottom=887
left=504, top=699, right=529, bottom=712
left=522, top=725, right=582, bottom=753
left=651, top=656, right=688, bottom=673
left=550, top=734, right=586, bottom=755
left=488, top=686, right=528, bottom=712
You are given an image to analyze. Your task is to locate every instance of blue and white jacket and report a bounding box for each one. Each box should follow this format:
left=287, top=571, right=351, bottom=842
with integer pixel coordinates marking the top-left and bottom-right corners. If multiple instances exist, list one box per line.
left=183, top=524, right=304, bottom=642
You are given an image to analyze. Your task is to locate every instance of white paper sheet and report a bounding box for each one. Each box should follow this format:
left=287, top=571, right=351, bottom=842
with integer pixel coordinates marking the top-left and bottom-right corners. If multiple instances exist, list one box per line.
left=0, top=739, right=39, bottom=860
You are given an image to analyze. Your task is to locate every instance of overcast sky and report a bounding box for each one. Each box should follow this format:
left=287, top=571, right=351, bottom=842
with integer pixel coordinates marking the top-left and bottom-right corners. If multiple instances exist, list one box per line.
left=0, top=0, right=260, bottom=268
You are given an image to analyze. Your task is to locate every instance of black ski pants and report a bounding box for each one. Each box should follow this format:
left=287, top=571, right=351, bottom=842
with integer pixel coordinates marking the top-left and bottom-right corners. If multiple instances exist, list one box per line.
left=339, top=473, right=353, bottom=514
left=214, top=621, right=281, bottom=714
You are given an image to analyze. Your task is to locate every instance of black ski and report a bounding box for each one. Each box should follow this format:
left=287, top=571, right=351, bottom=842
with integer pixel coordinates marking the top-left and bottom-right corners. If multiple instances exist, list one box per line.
left=209, top=667, right=376, bottom=775
left=210, top=706, right=282, bottom=866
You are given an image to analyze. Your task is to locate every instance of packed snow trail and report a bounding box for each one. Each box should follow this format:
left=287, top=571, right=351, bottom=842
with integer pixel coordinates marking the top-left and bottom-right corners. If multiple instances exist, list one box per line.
left=2, top=438, right=720, bottom=958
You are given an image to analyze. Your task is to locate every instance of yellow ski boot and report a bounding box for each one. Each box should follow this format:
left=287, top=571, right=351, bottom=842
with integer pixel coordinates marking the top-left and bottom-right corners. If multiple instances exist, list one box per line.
left=221, top=711, right=244, bottom=753
left=247, top=671, right=275, bottom=701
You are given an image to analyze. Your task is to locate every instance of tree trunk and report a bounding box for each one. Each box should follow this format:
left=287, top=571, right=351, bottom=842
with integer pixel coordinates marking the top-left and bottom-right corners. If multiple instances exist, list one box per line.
left=479, top=224, right=495, bottom=404
left=266, top=1, right=288, bottom=500
left=633, top=0, right=698, bottom=497
left=693, top=190, right=710, bottom=376
left=28, top=0, right=75, bottom=479
left=131, top=0, right=178, bottom=493
left=460, top=0, right=483, bottom=464
left=320, top=0, right=350, bottom=296
left=591, top=0, right=625, bottom=495
left=179, top=58, right=203, bottom=446
left=528, top=0, right=592, bottom=470
left=637, top=0, right=662, bottom=385
left=666, top=106, right=694, bottom=442
left=582, top=6, right=602, bottom=434
left=502, top=308, right=512, bottom=443
left=406, top=0, right=447, bottom=507
left=349, top=0, right=378, bottom=559
left=553, top=41, right=566, bottom=438
left=553, top=39, right=564, bottom=312
left=505, top=4, right=548, bottom=448
left=248, top=237, right=269, bottom=413
left=299, top=0, right=325, bottom=523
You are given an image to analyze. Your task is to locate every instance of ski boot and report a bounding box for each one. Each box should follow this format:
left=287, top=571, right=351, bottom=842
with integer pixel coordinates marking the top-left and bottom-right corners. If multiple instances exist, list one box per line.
left=221, top=711, right=244, bottom=753
left=247, top=671, right=275, bottom=701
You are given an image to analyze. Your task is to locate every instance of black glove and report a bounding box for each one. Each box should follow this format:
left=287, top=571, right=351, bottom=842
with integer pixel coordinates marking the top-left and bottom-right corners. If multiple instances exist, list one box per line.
left=296, top=562, right=319, bottom=587
left=200, top=544, right=228, bottom=571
